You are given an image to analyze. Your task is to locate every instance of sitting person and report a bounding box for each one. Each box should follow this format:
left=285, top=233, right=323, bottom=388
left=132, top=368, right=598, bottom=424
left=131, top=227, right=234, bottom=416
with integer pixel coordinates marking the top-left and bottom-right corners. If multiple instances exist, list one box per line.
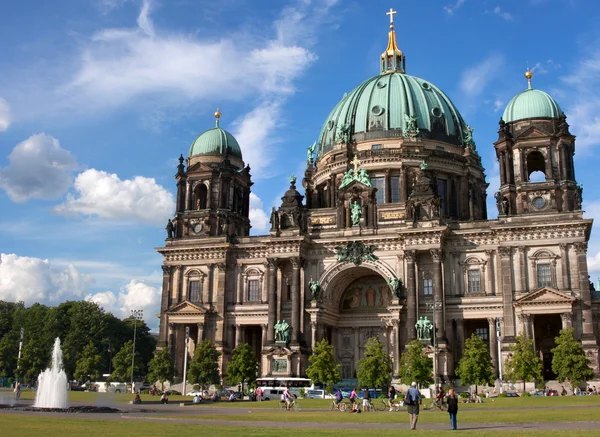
left=160, top=393, right=169, bottom=404
left=193, top=394, right=201, bottom=404
left=133, top=393, right=142, bottom=404
left=228, top=391, right=236, bottom=402
left=211, top=392, right=220, bottom=402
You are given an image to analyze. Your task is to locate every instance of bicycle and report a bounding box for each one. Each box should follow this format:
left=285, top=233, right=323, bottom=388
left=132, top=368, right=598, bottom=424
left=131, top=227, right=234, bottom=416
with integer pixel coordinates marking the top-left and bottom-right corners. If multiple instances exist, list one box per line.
left=329, top=399, right=347, bottom=412
left=281, top=398, right=301, bottom=411
left=423, top=398, right=446, bottom=411
left=377, top=398, right=403, bottom=411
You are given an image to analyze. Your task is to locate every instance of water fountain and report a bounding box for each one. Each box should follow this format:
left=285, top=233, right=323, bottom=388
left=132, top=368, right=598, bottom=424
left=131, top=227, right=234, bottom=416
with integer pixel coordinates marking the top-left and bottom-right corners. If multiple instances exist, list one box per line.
left=34, top=337, right=68, bottom=409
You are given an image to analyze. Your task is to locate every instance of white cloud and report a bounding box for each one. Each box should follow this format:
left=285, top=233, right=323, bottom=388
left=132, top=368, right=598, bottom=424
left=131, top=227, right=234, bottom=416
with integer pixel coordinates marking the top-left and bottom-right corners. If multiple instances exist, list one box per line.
left=493, top=98, right=504, bottom=112
left=493, top=6, right=513, bottom=21
left=0, top=133, right=77, bottom=202
left=86, top=279, right=161, bottom=327
left=444, top=0, right=465, bottom=15
left=0, top=253, right=93, bottom=305
left=54, top=168, right=175, bottom=225
left=460, top=54, right=505, bottom=98
left=0, top=98, right=10, bottom=131
left=249, top=192, right=270, bottom=233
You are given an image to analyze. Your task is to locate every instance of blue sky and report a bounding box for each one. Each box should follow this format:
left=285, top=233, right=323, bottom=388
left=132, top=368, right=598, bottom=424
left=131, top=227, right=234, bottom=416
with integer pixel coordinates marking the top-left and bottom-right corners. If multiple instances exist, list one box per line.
left=1, top=0, right=600, bottom=330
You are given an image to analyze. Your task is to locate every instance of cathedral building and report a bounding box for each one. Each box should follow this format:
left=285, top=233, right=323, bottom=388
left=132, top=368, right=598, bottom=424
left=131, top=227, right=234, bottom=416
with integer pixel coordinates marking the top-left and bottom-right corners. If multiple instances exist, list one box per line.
left=156, top=11, right=599, bottom=384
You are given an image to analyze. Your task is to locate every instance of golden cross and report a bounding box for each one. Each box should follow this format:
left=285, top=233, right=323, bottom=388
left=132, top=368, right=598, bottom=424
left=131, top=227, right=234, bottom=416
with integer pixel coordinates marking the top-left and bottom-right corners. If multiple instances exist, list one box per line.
left=350, top=156, right=361, bottom=172
left=386, top=8, right=397, bottom=25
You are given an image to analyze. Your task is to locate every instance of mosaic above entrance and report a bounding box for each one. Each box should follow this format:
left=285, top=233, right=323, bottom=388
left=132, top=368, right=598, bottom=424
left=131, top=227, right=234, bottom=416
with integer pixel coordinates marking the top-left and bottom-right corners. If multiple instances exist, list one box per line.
left=340, top=275, right=392, bottom=312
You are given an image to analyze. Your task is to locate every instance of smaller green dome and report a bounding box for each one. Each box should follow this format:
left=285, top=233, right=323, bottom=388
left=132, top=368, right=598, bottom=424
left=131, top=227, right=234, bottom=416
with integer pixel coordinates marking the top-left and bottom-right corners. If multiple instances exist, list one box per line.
left=502, top=88, right=563, bottom=123
left=189, top=127, right=243, bottom=159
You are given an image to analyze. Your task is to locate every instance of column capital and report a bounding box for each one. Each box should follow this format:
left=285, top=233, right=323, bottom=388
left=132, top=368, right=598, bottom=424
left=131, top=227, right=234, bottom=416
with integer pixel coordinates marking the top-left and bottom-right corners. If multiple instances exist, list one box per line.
left=516, top=246, right=525, bottom=254
left=404, top=250, right=416, bottom=263
left=498, top=246, right=512, bottom=258
left=430, top=249, right=443, bottom=262
left=267, top=258, right=279, bottom=268
left=215, top=263, right=226, bottom=272
left=560, top=312, right=572, bottom=323
left=310, top=321, right=318, bottom=328
left=162, top=265, right=172, bottom=274
left=236, top=264, right=244, bottom=273
left=487, top=317, right=496, bottom=326
left=518, top=313, right=531, bottom=322
left=559, top=242, right=569, bottom=251
left=574, top=242, right=587, bottom=254
left=197, top=322, right=204, bottom=328
left=484, top=249, right=494, bottom=257
left=290, top=257, right=302, bottom=268
left=261, top=323, right=268, bottom=329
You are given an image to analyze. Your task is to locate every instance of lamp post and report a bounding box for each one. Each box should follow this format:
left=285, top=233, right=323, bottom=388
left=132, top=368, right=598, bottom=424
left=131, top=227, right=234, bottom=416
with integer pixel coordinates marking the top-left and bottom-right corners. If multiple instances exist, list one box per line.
left=426, top=301, right=442, bottom=388
left=16, top=328, right=24, bottom=383
left=130, top=309, right=144, bottom=393
left=182, top=326, right=190, bottom=397
left=496, top=317, right=503, bottom=394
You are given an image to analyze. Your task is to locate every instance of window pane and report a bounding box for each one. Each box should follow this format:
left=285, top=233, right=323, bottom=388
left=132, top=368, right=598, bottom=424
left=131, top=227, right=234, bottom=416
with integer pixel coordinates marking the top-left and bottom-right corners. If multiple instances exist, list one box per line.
left=423, top=279, right=433, bottom=295
left=371, top=177, right=385, bottom=204
left=248, top=279, right=260, bottom=302
left=537, top=264, right=552, bottom=287
left=189, top=280, right=201, bottom=302
left=475, top=327, right=488, bottom=341
left=390, top=176, right=400, bottom=203
left=437, top=179, right=447, bottom=217
left=467, top=270, right=481, bottom=293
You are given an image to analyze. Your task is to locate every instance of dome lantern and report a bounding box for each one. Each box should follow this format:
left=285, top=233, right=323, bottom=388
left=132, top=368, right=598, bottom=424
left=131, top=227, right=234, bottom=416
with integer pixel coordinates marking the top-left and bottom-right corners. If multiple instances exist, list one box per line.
left=188, top=110, right=243, bottom=160
left=380, top=8, right=406, bottom=74
left=501, top=70, right=563, bottom=123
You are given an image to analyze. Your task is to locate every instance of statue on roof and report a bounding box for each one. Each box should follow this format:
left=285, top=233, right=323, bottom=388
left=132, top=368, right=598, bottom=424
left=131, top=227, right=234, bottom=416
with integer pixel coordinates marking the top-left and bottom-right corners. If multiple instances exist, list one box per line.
left=463, top=125, right=475, bottom=149
left=307, top=142, right=316, bottom=165
left=350, top=201, right=362, bottom=226
left=336, top=123, right=351, bottom=145
left=404, top=113, right=418, bottom=137
left=166, top=219, right=174, bottom=239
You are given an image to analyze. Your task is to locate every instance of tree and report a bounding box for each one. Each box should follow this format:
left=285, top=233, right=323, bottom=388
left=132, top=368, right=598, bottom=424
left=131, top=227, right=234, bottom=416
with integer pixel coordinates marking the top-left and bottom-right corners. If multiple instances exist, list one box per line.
left=111, top=340, right=144, bottom=382
left=226, top=343, right=258, bottom=392
left=456, top=333, right=494, bottom=394
left=398, top=340, right=433, bottom=387
left=147, top=348, right=175, bottom=391
left=305, top=339, right=341, bottom=393
left=552, top=328, right=594, bottom=393
left=74, top=341, right=103, bottom=382
left=188, top=340, right=221, bottom=389
left=504, top=335, right=543, bottom=392
left=357, top=337, right=392, bottom=389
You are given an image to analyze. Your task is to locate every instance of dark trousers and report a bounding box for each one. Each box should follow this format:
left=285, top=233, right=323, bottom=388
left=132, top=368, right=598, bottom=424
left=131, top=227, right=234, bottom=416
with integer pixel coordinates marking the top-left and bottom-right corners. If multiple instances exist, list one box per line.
left=449, top=412, right=457, bottom=430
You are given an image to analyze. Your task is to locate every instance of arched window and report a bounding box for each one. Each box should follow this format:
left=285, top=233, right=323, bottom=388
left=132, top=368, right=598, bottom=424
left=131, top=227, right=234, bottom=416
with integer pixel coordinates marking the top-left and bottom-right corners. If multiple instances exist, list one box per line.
left=527, top=151, right=546, bottom=182
left=194, top=184, right=208, bottom=210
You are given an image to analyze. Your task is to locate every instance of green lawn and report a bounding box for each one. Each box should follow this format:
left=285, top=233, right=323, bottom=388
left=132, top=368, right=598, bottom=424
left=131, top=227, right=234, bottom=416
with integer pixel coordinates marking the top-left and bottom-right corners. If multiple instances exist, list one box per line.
left=0, top=415, right=599, bottom=437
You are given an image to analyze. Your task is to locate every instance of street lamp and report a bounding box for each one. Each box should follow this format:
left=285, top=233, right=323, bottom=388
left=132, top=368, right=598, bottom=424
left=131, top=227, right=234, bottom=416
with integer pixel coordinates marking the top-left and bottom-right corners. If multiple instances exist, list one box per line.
left=496, top=318, right=503, bottom=394
left=131, top=309, right=144, bottom=393
left=426, top=301, right=442, bottom=388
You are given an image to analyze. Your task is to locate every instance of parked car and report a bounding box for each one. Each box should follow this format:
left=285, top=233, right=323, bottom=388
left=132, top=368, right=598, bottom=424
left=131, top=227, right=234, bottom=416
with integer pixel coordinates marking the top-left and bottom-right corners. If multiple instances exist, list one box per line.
left=531, top=390, right=545, bottom=396
left=304, top=389, right=335, bottom=399
left=164, top=390, right=181, bottom=396
left=505, top=392, right=520, bottom=397
left=186, top=390, right=204, bottom=396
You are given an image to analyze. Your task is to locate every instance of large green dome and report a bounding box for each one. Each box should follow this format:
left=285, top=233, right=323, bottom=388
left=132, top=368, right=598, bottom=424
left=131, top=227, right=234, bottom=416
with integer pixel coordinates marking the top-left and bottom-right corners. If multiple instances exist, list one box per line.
left=317, top=72, right=469, bottom=157
left=189, top=126, right=243, bottom=159
left=502, top=88, right=563, bottom=123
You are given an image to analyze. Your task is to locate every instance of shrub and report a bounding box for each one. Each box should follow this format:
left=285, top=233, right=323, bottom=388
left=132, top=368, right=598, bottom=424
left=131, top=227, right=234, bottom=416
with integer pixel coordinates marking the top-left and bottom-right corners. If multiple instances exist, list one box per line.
left=498, top=393, right=508, bottom=398
left=521, top=392, right=531, bottom=397
left=459, top=392, right=470, bottom=399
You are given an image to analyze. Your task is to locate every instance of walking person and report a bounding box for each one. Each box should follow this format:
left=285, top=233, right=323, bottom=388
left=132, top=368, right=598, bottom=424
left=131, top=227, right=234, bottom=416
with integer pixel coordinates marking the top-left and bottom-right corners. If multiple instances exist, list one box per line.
left=446, top=388, right=459, bottom=430
left=362, top=388, right=371, bottom=412
left=255, top=386, right=263, bottom=402
left=14, top=382, right=21, bottom=401
left=405, top=382, right=422, bottom=430
left=388, top=385, right=397, bottom=411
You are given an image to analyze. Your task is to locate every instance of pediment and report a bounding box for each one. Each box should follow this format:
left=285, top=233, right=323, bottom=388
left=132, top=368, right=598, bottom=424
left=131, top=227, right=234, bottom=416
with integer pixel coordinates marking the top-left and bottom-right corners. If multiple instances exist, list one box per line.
left=187, top=162, right=213, bottom=173
left=166, top=301, right=207, bottom=315
left=265, top=346, right=292, bottom=356
left=341, top=179, right=372, bottom=192
left=514, top=287, right=577, bottom=307
left=337, top=351, right=355, bottom=360
left=514, top=125, right=552, bottom=140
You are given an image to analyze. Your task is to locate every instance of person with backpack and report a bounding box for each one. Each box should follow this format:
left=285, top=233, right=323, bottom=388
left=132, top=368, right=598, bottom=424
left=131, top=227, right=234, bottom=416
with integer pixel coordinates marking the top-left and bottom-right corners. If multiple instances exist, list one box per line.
left=405, top=382, right=422, bottom=430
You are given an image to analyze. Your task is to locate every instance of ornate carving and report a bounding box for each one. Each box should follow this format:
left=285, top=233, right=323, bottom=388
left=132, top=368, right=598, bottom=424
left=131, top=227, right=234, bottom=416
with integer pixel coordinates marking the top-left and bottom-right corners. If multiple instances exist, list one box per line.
left=404, top=250, right=416, bottom=263
left=430, top=249, right=442, bottom=262
left=290, top=257, right=302, bottom=268
left=215, top=263, right=226, bottom=272
left=350, top=200, right=362, bottom=226
left=161, top=265, right=171, bottom=275
left=498, top=247, right=512, bottom=258
left=309, top=280, right=321, bottom=301
left=561, top=313, right=572, bottom=324
left=336, top=241, right=378, bottom=265
left=274, top=319, right=292, bottom=344
left=267, top=258, right=279, bottom=269
left=387, top=277, right=403, bottom=298
left=574, top=242, right=587, bottom=255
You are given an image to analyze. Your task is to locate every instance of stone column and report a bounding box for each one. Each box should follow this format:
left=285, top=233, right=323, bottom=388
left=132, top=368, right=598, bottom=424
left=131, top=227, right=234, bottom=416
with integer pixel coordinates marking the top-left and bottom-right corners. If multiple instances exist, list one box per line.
left=399, top=166, right=407, bottom=203
left=353, top=327, right=360, bottom=365
left=213, top=263, right=227, bottom=347
left=455, top=319, right=465, bottom=362
left=235, top=265, right=243, bottom=304
left=499, top=153, right=506, bottom=185
left=431, top=249, right=445, bottom=341
left=392, top=320, right=400, bottom=376
left=267, top=258, right=278, bottom=343
left=290, top=257, right=301, bottom=344
left=261, top=324, right=268, bottom=348
left=197, top=322, right=204, bottom=343
left=172, top=265, right=182, bottom=304
left=158, top=265, right=172, bottom=344
left=498, top=247, right=516, bottom=339
left=561, top=312, right=573, bottom=331
left=488, top=317, right=498, bottom=376
left=518, top=247, right=527, bottom=293
left=559, top=243, right=570, bottom=290
left=446, top=319, right=455, bottom=377
left=310, top=321, right=317, bottom=350
left=405, top=250, right=417, bottom=342
left=574, top=243, right=595, bottom=340
left=485, top=250, right=495, bottom=295
left=453, top=252, right=462, bottom=296
left=235, top=324, right=243, bottom=347
left=185, top=180, right=191, bottom=210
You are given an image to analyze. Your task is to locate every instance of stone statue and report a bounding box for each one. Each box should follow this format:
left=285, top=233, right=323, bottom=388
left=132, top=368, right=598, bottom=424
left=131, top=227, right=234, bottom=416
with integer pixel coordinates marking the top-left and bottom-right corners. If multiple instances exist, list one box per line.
left=336, top=123, right=351, bottom=145
left=575, top=184, right=583, bottom=210
left=387, top=277, right=402, bottom=298
left=406, top=198, right=415, bottom=219
left=415, top=317, right=424, bottom=340
left=196, top=198, right=201, bottom=210
left=309, top=279, right=321, bottom=301
left=357, top=169, right=371, bottom=186
left=274, top=319, right=291, bottom=343
left=290, top=174, right=297, bottom=186
left=269, top=207, right=279, bottom=232
left=307, top=142, right=316, bottom=164
left=463, top=125, right=475, bottom=148
left=340, top=170, right=354, bottom=188
left=350, top=201, right=362, bottom=226
left=404, top=113, right=418, bottom=136
left=422, top=316, right=433, bottom=340
left=501, top=197, right=509, bottom=215
left=166, top=219, right=174, bottom=239
left=495, top=192, right=503, bottom=215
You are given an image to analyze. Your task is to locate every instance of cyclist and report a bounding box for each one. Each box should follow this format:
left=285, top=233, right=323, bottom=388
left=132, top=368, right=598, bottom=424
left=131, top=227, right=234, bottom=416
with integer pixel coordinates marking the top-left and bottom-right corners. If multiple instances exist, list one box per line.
left=435, top=386, right=445, bottom=410
left=388, top=386, right=397, bottom=411
left=334, top=388, right=344, bottom=409
left=349, top=388, right=359, bottom=412
left=283, top=386, right=294, bottom=410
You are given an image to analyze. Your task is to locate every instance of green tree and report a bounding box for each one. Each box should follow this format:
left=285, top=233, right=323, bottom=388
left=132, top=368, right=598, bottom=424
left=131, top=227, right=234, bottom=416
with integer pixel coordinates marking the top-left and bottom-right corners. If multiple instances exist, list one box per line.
left=226, top=343, right=258, bottom=392
left=74, top=341, right=103, bottom=383
left=552, top=328, right=594, bottom=393
left=305, top=339, right=341, bottom=393
left=398, top=340, right=433, bottom=387
left=147, top=347, right=175, bottom=391
left=188, top=340, right=221, bottom=389
left=456, top=333, right=494, bottom=394
left=111, top=340, right=144, bottom=382
left=0, top=331, right=19, bottom=377
left=357, top=337, right=392, bottom=389
left=504, top=335, right=543, bottom=392
left=18, top=338, right=51, bottom=385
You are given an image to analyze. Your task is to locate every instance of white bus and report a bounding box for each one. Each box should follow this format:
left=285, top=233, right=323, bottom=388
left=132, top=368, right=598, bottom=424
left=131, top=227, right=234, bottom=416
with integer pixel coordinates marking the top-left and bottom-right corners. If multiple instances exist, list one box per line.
left=255, top=377, right=313, bottom=401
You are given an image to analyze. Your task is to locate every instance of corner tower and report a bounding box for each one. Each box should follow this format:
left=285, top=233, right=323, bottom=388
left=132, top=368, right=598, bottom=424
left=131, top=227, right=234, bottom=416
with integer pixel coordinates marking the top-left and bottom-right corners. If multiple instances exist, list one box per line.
left=494, top=69, right=580, bottom=216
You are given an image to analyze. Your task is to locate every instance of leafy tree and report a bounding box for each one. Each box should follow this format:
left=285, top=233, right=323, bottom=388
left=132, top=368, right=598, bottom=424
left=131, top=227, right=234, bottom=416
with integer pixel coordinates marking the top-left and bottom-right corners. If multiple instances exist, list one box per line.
left=0, top=331, right=19, bottom=377
left=111, top=340, right=144, bottom=382
left=456, top=333, right=494, bottom=394
left=305, top=339, right=341, bottom=393
left=18, top=338, right=51, bottom=385
left=147, top=347, right=175, bottom=391
left=226, top=343, right=258, bottom=392
left=74, top=341, right=103, bottom=382
left=504, top=335, right=543, bottom=392
left=188, top=340, right=221, bottom=389
left=357, top=337, right=392, bottom=389
left=552, top=328, right=594, bottom=393
left=398, top=340, right=433, bottom=387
